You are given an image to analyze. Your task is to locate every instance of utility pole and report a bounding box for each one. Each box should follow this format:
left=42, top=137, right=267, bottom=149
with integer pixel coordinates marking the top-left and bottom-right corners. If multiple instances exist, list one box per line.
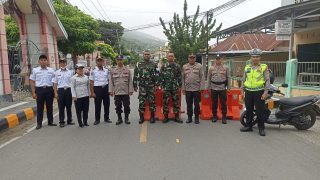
left=115, top=29, right=121, bottom=54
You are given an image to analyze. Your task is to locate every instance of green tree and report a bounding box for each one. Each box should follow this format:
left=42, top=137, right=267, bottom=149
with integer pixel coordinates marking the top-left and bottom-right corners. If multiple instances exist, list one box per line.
left=97, top=43, right=117, bottom=65
left=159, top=0, right=222, bottom=65
left=5, top=15, right=19, bottom=46
left=96, top=20, right=124, bottom=53
left=53, top=0, right=100, bottom=63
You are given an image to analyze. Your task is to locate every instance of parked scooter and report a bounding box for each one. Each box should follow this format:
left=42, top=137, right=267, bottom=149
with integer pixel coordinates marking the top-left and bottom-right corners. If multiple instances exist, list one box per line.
left=240, top=84, right=320, bottom=130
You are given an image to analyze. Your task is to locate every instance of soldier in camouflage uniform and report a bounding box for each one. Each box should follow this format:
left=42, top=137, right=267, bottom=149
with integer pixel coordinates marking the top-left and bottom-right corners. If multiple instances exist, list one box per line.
left=160, top=51, right=183, bottom=123
left=133, top=50, right=158, bottom=124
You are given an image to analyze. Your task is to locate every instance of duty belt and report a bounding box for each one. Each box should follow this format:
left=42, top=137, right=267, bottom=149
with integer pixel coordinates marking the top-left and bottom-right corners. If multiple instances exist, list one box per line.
left=245, top=86, right=264, bottom=91
left=211, top=81, right=227, bottom=85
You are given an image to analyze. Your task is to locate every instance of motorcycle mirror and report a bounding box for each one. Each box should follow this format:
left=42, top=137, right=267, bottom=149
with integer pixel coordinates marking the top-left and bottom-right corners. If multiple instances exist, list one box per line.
left=281, top=84, right=288, bottom=88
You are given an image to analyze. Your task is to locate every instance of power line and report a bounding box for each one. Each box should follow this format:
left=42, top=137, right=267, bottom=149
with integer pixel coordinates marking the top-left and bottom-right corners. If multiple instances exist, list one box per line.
left=95, top=0, right=112, bottom=21
left=88, top=0, right=109, bottom=21
left=125, top=0, right=248, bottom=32
left=79, top=0, right=97, bottom=19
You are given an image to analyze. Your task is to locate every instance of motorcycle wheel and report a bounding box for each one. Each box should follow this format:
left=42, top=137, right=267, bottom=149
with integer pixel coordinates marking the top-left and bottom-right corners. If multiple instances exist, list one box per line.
left=240, top=110, right=258, bottom=127
left=293, top=110, right=317, bottom=130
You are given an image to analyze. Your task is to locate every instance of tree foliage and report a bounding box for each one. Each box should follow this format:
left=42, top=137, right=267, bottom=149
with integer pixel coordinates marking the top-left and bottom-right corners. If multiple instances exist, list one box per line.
left=159, top=0, right=222, bottom=65
left=97, top=43, right=117, bottom=63
left=5, top=15, right=19, bottom=46
left=96, top=20, right=124, bottom=53
left=53, top=0, right=100, bottom=57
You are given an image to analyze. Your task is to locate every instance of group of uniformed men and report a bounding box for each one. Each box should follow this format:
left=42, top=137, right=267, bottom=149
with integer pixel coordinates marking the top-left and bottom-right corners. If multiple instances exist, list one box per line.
left=30, top=48, right=270, bottom=136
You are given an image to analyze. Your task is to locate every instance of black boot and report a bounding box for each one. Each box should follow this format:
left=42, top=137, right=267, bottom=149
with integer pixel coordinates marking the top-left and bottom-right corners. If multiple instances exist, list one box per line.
left=163, top=114, right=170, bottom=123
left=116, top=113, right=123, bottom=125
left=194, top=115, right=200, bottom=124
left=125, top=114, right=130, bottom=124
left=240, top=126, right=253, bottom=132
left=186, top=116, right=192, bottom=123
left=222, top=115, right=227, bottom=124
left=150, top=112, right=156, bottom=124
left=259, top=129, right=266, bottom=136
left=174, top=113, right=183, bottom=123
left=139, top=112, right=145, bottom=124
left=84, top=120, right=89, bottom=126
left=212, top=115, right=217, bottom=123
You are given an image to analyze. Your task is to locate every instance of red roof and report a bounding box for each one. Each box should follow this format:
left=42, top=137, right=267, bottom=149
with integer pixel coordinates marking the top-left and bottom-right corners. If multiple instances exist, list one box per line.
left=211, top=33, right=288, bottom=52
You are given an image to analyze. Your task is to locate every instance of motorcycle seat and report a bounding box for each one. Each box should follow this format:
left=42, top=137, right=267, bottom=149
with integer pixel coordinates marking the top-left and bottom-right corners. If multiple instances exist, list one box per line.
left=279, top=96, right=316, bottom=106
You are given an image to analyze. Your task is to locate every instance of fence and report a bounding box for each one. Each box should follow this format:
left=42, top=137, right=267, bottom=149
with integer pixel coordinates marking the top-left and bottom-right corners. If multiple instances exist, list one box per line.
left=228, top=60, right=287, bottom=87
left=296, top=62, right=320, bottom=87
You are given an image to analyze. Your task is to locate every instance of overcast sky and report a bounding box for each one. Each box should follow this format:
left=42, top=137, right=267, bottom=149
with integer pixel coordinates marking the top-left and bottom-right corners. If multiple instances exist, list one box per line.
left=68, top=0, right=282, bottom=40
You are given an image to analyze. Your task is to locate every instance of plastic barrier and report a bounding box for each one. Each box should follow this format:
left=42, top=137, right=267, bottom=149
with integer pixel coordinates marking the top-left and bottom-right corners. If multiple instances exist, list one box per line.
left=200, top=89, right=243, bottom=121
left=144, top=89, right=183, bottom=121
left=200, top=90, right=213, bottom=120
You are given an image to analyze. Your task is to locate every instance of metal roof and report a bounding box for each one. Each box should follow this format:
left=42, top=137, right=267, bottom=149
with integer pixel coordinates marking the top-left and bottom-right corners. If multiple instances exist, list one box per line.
left=217, top=0, right=320, bottom=39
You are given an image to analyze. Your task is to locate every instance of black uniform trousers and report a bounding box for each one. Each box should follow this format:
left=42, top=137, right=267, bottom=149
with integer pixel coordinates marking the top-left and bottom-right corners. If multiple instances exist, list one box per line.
left=185, top=91, right=200, bottom=117
left=74, top=96, right=89, bottom=125
left=114, top=95, right=130, bottom=114
left=211, top=89, right=227, bottom=117
left=245, top=90, right=268, bottom=130
left=94, top=85, right=110, bottom=121
left=35, top=87, right=54, bottom=125
left=57, top=88, right=73, bottom=124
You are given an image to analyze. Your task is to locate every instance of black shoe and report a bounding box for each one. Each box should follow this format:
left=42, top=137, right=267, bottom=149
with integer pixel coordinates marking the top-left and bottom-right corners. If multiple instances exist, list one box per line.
left=174, top=113, right=183, bottom=123
left=79, top=124, right=84, bottom=128
left=194, top=115, right=200, bottom=124
left=259, top=129, right=266, bottom=136
left=116, top=120, right=123, bottom=125
left=36, top=124, right=42, bottom=130
left=125, top=114, right=130, bottom=124
left=240, top=126, right=253, bottom=132
left=139, top=113, right=145, bottom=124
left=48, top=123, right=57, bottom=126
left=59, top=124, right=65, bottom=128
left=150, top=112, right=156, bottom=124
left=84, top=123, right=89, bottom=126
left=67, top=122, right=75, bottom=125
left=94, top=121, right=100, bottom=125
left=104, top=119, right=112, bottom=123
left=222, top=116, right=227, bottom=124
left=186, top=116, right=192, bottom=123
left=212, top=116, right=217, bottom=123
left=163, top=115, right=170, bottom=123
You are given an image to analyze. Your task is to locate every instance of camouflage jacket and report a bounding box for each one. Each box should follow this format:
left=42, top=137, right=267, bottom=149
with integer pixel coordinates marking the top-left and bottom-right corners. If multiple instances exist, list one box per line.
left=133, top=61, right=158, bottom=88
left=160, top=62, right=182, bottom=91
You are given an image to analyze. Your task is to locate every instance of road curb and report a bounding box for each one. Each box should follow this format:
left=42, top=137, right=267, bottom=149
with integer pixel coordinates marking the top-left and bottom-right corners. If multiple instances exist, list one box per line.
left=0, top=107, right=37, bottom=133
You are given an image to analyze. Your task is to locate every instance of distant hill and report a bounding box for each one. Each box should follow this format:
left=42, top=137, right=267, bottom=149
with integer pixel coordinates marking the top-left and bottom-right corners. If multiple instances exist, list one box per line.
left=121, top=31, right=167, bottom=52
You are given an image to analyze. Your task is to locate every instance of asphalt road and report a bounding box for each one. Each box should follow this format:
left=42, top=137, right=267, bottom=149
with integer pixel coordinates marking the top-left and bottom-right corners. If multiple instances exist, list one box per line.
left=1, top=93, right=320, bottom=180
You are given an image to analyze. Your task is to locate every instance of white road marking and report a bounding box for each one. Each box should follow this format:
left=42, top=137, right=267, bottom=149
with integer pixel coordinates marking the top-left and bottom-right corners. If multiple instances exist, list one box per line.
left=0, top=102, right=28, bottom=112
left=0, top=112, right=59, bottom=149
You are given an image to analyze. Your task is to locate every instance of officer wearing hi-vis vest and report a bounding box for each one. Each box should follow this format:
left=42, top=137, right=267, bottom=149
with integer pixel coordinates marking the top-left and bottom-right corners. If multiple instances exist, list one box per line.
left=240, top=48, right=270, bottom=136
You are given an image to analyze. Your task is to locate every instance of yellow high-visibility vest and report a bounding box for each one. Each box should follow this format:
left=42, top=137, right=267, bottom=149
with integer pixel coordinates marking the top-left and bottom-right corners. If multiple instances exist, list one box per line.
left=244, top=64, right=267, bottom=91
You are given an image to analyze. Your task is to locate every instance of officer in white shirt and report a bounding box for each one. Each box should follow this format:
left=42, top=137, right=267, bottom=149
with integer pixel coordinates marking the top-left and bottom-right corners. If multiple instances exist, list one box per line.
left=53, top=58, right=75, bottom=127
left=90, top=57, right=111, bottom=125
left=30, top=55, right=57, bottom=130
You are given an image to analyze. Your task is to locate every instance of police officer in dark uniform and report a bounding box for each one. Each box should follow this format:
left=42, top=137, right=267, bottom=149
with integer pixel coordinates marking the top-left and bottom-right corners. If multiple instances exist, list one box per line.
left=30, top=55, right=57, bottom=130
left=90, top=57, right=111, bottom=125
left=240, top=48, right=270, bottom=136
left=53, top=58, right=75, bottom=127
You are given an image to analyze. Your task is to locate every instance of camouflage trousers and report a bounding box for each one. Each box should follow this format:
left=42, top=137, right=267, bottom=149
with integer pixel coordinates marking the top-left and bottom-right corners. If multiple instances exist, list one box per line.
left=163, top=90, right=180, bottom=115
left=138, top=86, right=156, bottom=113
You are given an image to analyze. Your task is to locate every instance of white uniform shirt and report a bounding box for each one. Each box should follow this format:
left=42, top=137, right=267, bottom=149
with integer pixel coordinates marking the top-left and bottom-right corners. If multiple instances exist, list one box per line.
left=89, top=67, right=109, bottom=86
left=29, top=66, right=55, bottom=87
left=52, top=68, right=74, bottom=88
left=71, top=74, right=90, bottom=98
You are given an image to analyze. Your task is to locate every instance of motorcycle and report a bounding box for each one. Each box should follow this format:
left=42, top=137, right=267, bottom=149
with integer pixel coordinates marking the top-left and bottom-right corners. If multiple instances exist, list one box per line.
left=240, top=84, right=320, bottom=130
